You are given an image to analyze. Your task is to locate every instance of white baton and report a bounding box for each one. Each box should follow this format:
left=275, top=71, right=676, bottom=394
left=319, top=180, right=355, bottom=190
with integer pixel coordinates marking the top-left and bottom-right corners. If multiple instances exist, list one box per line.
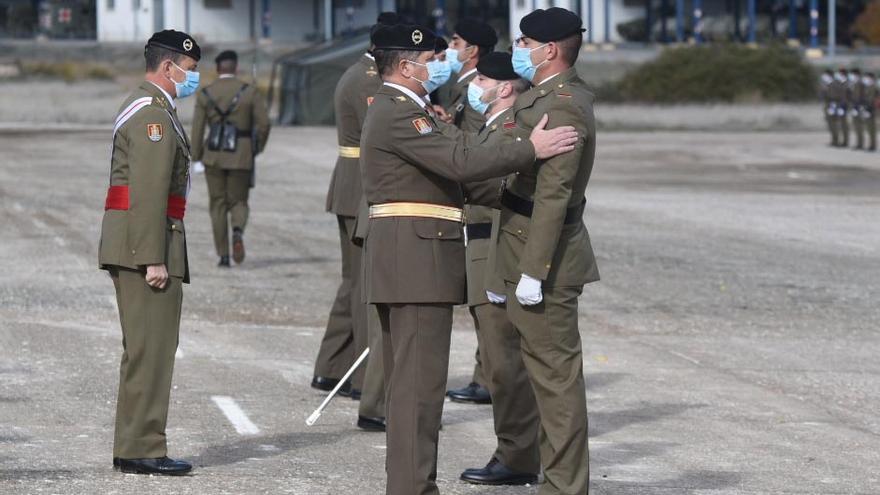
left=306, top=347, right=370, bottom=426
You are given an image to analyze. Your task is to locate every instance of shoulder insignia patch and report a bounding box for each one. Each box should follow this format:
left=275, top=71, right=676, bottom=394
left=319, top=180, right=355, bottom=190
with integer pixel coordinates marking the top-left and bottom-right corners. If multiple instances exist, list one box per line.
left=367, top=96, right=374, bottom=106
left=412, top=117, right=433, bottom=135
left=503, top=121, right=517, bottom=130
left=366, top=70, right=377, bottom=77
left=557, top=93, right=573, bottom=98
left=147, top=123, right=163, bottom=142
left=396, top=96, right=407, bottom=101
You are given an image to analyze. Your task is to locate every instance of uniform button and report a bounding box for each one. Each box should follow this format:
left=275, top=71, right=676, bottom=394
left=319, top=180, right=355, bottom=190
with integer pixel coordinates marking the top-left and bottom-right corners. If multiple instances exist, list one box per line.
left=540, top=89, right=546, bottom=95
left=171, top=224, right=176, bottom=230
left=516, top=137, right=522, bottom=142
left=516, top=229, right=523, bottom=235
left=545, top=264, right=551, bottom=268
left=438, top=231, right=444, bottom=237
left=491, top=124, right=497, bottom=130
left=131, top=250, right=136, bottom=254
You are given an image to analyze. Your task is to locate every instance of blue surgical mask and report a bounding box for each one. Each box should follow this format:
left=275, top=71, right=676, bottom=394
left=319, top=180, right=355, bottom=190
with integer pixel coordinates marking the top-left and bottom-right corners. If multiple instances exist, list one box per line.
left=408, top=59, right=451, bottom=94
left=169, top=61, right=200, bottom=99
left=512, top=44, right=548, bottom=82
left=467, top=82, right=502, bottom=115
left=445, top=47, right=464, bottom=74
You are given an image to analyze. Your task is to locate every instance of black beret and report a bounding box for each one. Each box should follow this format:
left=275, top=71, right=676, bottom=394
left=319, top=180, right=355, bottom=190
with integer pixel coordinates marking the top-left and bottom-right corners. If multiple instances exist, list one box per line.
left=215, top=50, right=237, bottom=64
left=370, top=12, right=402, bottom=45
left=434, top=37, right=448, bottom=53
left=146, top=29, right=201, bottom=61
left=476, top=51, right=519, bottom=81
left=372, top=24, right=437, bottom=52
left=455, top=18, right=498, bottom=48
left=519, top=7, right=585, bottom=43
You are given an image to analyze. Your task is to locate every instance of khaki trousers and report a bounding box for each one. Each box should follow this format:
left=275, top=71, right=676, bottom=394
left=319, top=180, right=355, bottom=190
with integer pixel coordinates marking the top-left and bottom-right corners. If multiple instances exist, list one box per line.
left=110, top=266, right=182, bottom=459
left=205, top=166, right=251, bottom=257
left=378, top=303, right=452, bottom=495
left=505, top=283, right=590, bottom=495
left=471, top=302, right=540, bottom=473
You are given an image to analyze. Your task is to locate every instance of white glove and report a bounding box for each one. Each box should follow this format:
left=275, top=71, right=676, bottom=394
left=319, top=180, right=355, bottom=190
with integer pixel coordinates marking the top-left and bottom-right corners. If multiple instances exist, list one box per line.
left=486, top=290, right=507, bottom=304
left=515, top=273, right=543, bottom=306
left=192, top=161, right=205, bottom=174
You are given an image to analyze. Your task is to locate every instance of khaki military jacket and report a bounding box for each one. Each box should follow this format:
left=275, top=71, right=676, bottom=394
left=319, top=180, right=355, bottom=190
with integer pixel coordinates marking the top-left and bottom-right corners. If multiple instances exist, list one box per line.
left=360, top=83, right=535, bottom=304
left=99, top=82, right=190, bottom=282
left=860, top=81, right=878, bottom=109
left=829, top=79, right=846, bottom=107
left=496, top=67, right=600, bottom=288
left=445, top=69, right=485, bottom=133
left=326, top=54, right=382, bottom=218
left=191, top=76, right=271, bottom=170
left=462, top=108, right=515, bottom=305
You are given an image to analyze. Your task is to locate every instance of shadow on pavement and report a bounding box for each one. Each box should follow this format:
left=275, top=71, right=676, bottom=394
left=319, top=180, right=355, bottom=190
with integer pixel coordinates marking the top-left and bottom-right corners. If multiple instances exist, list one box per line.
left=190, top=430, right=344, bottom=468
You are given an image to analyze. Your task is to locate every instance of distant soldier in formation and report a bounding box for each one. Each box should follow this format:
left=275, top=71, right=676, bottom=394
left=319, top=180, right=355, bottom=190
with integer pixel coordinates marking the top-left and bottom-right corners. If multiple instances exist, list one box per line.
left=857, top=71, right=877, bottom=152
left=361, top=23, right=578, bottom=495
left=819, top=69, right=837, bottom=147
left=830, top=68, right=849, bottom=148
left=311, top=12, right=399, bottom=431
left=191, top=50, right=272, bottom=267
left=848, top=68, right=864, bottom=150
left=99, top=29, right=199, bottom=476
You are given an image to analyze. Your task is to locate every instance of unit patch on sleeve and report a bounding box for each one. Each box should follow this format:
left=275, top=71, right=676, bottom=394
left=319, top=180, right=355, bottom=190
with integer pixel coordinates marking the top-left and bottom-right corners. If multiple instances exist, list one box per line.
left=147, top=123, right=164, bottom=142
left=412, top=117, right=433, bottom=135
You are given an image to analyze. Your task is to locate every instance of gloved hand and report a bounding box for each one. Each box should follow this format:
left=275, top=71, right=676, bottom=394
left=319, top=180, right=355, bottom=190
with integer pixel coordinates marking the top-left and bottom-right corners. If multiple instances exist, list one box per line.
left=515, top=273, right=543, bottom=306
left=486, top=290, right=507, bottom=304
left=191, top=161, right=205, bottom=174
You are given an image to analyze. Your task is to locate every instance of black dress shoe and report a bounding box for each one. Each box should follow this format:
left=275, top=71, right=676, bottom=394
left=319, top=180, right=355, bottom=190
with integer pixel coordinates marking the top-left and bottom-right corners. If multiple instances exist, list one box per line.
left=311, top=376, right=351, bottom=396
left=460, top=458, right=537, bottom=485
left=349, top=388, right=362, bottom=400
left=357, top=415, right=386, bottom=432
left=115, top=457, right=192, bottom=476
left=447, top=382, right=492, bottom=404
left=218, top=256, right=230, bottom=267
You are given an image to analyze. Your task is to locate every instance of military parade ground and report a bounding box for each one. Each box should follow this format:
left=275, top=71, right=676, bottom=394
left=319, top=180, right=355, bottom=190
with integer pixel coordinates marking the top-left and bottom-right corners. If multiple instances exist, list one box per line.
left=1, top=125, right=878, bottom=494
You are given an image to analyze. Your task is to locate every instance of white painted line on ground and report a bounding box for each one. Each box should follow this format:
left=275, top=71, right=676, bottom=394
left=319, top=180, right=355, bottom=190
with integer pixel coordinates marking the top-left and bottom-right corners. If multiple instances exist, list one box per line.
left=667, top=349, right=701, bottom=366
left=211, top=396, right=260, bottom=435
left=31, top=218, right=49, bottom=230
left=175, top=347, right=184, bottom=358
left=13, top=202, right=24, bottom=212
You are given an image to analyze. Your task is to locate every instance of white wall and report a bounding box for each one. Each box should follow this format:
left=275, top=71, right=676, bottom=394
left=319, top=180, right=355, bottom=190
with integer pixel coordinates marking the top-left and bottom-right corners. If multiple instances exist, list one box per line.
left=97, top=0, right=155, bottom=41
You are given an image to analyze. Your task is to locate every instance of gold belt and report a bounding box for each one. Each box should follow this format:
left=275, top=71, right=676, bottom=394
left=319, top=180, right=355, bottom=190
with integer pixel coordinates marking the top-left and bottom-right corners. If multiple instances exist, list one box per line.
left=369, top=202, right=464, bottom=223
left=338, top=146, right=360, bottom=158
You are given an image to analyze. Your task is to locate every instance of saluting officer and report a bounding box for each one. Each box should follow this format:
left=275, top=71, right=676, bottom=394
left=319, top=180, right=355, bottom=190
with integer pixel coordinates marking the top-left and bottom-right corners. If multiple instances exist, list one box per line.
left=191, top=49, right=271, bottom=267
left=361, top=24, right=578, bottom=495
left=442, top=19, right=499, bottom=406
left=98, top=30, right=199, bottom=476
left=495, top=8, right=600, bottom=494
left=311, top=13, right=399, bottom=432
left=457, top=52, right=541, bottom=486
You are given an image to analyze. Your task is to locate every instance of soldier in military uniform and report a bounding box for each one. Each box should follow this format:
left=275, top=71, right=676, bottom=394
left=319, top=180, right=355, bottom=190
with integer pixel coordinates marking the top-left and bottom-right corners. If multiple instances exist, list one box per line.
left=362, top=24, right=578, bottom=495
left=440, top=18, right=499, bottom=406
left=859, top=72, right=877, bottom=152
left=456, top=52, right=541, bottom=486
left=98, top=30, right=199, bottom=476
left=494, top=8, right=600, bottom=493
left=849, top=69, right=864, bottom=150
left=312, top=13, right=398, bottom=431
left=832, top=68, right=851, bottom=148
left=191, top=50, right=271, bottom=267
left=819, top=70, right=838, bottom=147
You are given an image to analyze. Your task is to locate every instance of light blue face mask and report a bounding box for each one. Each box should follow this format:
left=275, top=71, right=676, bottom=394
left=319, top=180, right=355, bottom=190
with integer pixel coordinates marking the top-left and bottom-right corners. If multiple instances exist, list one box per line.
left=467, top=81, right=502, bottom=115
left=408, top=59, right=451, bottom=94
left=445, top=47, right=464, bottom=74
left=169, top=61, right=200, bottom=99
left=511, top=43, right=548, bottom=82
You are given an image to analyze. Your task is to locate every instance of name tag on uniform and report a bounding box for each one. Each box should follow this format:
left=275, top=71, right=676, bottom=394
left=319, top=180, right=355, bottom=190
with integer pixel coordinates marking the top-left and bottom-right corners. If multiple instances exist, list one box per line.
left=412, top=117, right=433, bottom=135
left=147, top=123, right=163, bottom=142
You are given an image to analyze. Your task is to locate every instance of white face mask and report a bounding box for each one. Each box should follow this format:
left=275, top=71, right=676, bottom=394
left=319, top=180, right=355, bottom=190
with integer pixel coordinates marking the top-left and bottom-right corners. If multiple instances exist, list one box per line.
left=863, top=76, right=874, bottom=86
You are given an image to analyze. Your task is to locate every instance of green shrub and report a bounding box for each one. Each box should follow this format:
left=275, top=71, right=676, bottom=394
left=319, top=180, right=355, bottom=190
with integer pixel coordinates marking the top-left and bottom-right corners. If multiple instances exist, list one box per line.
left=617, top=43, right=817, bottom=103
left=18, top=61, right=116, bottom=82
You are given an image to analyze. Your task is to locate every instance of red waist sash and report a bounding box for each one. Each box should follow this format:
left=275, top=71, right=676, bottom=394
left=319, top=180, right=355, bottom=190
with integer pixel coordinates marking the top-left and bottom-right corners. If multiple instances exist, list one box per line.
left=104, top=185, right=186, bottom=220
